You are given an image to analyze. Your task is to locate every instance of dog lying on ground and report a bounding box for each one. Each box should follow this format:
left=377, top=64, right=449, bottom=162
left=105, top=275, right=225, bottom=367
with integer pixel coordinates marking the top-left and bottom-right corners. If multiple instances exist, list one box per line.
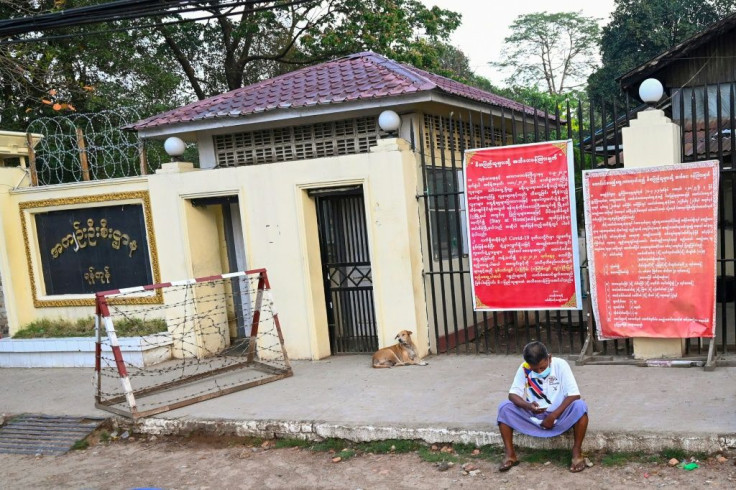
left=372, top=330, right=429, bottom=368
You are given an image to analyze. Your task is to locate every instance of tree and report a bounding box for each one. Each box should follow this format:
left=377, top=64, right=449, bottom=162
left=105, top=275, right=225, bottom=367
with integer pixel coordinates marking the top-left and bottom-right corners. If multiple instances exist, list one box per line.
left=155, top=0, right=462, bottom=99
left=492, top=11, right=600, bottom=95
left=0, top=0, right=467, bottom=129
left=0, top=0, right=188, bottom=131
left=587, top=0, right=736, bottom=103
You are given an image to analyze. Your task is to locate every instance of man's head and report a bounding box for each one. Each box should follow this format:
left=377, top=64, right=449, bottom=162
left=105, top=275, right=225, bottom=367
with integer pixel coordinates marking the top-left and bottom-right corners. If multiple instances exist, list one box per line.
left=523, top=341, right=550, bottom=370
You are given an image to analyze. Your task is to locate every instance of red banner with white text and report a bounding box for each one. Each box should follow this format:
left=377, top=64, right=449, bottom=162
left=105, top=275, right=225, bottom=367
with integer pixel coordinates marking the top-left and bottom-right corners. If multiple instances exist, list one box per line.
left=583, top=161, right=719, bottom=339
left=463, top=141, right=581, bottom=311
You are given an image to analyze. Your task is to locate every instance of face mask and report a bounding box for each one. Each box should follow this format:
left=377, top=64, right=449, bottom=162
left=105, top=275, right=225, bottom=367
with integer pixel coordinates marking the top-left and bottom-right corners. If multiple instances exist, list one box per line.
left=532, top=365, right=551, bottom=379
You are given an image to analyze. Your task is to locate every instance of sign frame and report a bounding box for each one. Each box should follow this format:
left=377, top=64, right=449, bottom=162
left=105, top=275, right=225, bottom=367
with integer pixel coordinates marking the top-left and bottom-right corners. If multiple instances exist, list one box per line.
left=19, top=191, right=162, bottom=307
left=583, top=160, right=719, bottom=340
left=463, top=140, right=582, bottom=311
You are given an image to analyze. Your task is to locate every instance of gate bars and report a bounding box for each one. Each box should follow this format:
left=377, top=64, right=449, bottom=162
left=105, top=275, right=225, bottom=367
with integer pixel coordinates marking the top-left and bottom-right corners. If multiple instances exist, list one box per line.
left=413, top=93, right=735, bottom=358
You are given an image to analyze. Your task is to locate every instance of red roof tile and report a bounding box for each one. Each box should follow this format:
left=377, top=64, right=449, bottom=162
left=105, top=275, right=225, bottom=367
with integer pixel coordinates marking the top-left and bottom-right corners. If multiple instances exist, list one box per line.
left=130, top=52, right=539, bottom=131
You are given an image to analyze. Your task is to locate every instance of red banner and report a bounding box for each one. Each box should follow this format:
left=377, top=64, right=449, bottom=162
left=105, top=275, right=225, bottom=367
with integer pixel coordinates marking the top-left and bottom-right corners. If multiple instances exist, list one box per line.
left=583, top=161, right=719, bottom=339
left=464, top=141, right=581, bottom=310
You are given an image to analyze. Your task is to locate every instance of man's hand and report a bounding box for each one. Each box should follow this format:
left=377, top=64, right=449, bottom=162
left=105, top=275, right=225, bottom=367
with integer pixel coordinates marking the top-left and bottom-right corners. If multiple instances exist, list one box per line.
left=530, top=403, right=546, bottom=414
left=541, top=413, right=557, bottom=429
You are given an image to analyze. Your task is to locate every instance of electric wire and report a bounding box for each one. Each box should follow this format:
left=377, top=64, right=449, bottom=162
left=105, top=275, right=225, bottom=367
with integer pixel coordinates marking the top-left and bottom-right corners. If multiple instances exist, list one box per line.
left=0, top=0, right=315, bottom=39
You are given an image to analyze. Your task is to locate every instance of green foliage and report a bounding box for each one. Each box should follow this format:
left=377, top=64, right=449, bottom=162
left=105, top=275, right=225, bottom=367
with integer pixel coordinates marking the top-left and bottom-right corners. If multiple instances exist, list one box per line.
left=12, top=316, right=167, bottom=338
left=417, top=446, right=459, bottom=463
left=309, top=438, right=345, bottom=452
left=70, top=439, right=89, bottom=450
left=601, top=451, right=656, bottom=466
left=274, top=438, right=311, bottom=449
left=0, top=1, right=188, bottom=131
left=587, top=0, right=736, bottom=103
left=355, top=439, right=420, bottom=454
left=336, top=448, right=356, bottom=460
left=492, top=11, right=601, bottom=95
left=521, top=448, right=570, bottom=466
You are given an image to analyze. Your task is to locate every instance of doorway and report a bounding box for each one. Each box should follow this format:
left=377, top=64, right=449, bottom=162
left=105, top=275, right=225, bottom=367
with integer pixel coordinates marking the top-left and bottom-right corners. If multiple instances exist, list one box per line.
left=313, top=187, right=378, bottom=354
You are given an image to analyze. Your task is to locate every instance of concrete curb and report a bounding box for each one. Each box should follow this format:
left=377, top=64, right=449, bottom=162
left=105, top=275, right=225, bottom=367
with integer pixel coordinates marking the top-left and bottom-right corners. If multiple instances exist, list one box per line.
left=121, top=417, right=736, bottom=454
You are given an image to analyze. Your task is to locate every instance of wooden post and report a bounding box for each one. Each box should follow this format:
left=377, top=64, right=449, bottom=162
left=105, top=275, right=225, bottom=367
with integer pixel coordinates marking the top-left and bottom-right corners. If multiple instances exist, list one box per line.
left=76, top=127, right=91, bottom=181
left=26, top=132, right=38, bottom=186
left=139, top=139, right=148, bottom=175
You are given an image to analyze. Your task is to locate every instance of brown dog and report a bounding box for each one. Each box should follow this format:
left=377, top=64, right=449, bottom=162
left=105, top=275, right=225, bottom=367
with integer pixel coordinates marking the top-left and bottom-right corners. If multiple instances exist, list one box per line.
left=372, top=330, right=428, bottom=368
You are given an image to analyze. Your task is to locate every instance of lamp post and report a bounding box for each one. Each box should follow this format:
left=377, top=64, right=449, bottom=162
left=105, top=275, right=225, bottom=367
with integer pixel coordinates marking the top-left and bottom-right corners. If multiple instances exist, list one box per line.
left=378, top=110, right=401, bottom=138
left=621, top=78, right=685, bottom=360
left=164, top=136, right=186, bottom=161
left=639, top=78, right=664, bottom=108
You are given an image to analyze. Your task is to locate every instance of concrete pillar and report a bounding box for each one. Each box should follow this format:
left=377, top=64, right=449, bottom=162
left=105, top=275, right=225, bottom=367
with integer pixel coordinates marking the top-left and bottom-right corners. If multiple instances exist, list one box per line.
left=621, top=108, right=685, bottom=359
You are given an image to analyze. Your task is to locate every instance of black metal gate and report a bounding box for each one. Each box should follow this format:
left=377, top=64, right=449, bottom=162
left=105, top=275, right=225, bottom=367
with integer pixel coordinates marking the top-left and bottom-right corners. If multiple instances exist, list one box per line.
left=314, top=188, right=378, bottom=353
left=413, top=91, right=735, bottom=358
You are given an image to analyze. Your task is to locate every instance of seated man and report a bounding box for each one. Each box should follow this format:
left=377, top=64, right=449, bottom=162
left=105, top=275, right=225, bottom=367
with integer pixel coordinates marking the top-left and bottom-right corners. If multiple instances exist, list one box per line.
left=496, top=341, right=589, bottom=473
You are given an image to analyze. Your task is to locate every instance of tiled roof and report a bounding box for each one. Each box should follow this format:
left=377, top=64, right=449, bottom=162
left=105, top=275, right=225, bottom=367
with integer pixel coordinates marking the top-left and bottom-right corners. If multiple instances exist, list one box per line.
left=130, top=52, right=539, bottom=131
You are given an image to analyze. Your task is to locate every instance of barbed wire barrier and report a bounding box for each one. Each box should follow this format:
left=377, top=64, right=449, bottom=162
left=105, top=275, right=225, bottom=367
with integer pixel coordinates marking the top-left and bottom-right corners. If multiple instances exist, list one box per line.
left=94, top=269, right=292, bottom=419
left=26, top=108, right=165, bottom=186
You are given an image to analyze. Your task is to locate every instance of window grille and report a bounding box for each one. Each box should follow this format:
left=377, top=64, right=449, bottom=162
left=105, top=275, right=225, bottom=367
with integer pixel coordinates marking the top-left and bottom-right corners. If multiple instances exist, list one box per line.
left=214, top=117, right=379, bottom=167
left=423, top=114, right=508, bottom=155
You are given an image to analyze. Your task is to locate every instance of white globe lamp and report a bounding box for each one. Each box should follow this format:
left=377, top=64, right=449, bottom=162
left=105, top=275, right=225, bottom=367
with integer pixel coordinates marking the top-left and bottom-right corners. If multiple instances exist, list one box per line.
left=639, top=78, right=664, bottom=107
left=378, top=110, right=401, bottom=137
left=164, top=136, right=187, bottom=160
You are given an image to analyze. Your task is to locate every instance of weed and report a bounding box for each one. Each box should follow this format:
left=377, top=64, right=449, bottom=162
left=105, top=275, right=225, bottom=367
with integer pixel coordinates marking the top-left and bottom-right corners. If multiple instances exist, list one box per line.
left=336, top=449, right=357, bottom=461
left=470, top=445, right=505, bottom=461
left=310, top=438, right=345, bottom=452
left=417, top=447, right=459, bottom=464
left=355, top=440, right=420, bottom=454
left=274, top=438, right=311, bottom=449
left=659, top=448, right=707, bottom=462
left=521, top=448, right=569, bottom=466
left=13, top=316, right=167, bottom=339
left=99, top=431, right=110, bottom=443
left=71, top=439, right=89, bottom=450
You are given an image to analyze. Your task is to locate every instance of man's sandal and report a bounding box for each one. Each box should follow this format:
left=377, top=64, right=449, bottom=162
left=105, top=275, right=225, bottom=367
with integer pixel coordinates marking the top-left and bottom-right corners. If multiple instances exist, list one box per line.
left=569, top=458, right=586, bottom=473
left=498, top=459, right=520, bottom=472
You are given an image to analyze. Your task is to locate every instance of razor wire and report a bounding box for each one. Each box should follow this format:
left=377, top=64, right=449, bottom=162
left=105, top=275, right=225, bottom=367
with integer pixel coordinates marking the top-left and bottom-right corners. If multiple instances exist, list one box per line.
left=26, top=108, right=165, bottom=186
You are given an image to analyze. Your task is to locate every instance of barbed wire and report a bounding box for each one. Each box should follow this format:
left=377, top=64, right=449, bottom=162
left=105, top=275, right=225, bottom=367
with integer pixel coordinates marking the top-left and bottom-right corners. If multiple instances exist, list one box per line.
left=96, top=273, right=291, bottom=418
left=26, top=108, right=165, bottom=186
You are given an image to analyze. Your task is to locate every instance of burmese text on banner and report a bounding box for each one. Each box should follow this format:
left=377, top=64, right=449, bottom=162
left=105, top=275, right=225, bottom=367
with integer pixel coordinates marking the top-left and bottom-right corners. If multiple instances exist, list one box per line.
left=463, top=140, right=581, bottom=311
left=583, top=160, right=719, bottom=339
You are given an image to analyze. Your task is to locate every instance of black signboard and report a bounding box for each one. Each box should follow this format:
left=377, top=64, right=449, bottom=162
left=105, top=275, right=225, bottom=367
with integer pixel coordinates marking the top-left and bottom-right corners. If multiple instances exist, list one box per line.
left=35, top=204, right=154, bottom=295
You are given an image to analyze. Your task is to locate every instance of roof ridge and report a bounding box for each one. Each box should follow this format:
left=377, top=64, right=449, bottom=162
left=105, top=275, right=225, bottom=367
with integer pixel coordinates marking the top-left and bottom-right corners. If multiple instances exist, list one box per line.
left=358, top=52, right=437, bottom=90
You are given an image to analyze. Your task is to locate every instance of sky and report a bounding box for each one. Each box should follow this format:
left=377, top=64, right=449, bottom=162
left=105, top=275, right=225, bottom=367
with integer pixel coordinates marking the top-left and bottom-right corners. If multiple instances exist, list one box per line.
left=419, top=0, right=617, bottom=87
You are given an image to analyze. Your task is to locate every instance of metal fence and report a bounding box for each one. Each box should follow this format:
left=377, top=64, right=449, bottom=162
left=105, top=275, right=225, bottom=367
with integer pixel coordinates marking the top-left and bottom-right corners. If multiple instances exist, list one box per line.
left=412, top=90, right=735, bottom=358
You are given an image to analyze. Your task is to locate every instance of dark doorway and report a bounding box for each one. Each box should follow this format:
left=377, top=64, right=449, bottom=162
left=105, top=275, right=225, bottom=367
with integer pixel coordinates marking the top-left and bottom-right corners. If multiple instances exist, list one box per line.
left=190, top=195, right=249, bottom=339
left=313, top=187, right=378, bottom=354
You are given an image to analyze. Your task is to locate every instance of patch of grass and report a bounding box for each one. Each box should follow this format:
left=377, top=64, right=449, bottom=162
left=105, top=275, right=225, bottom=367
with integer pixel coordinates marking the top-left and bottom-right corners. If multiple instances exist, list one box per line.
left=355, top=440, right=420, bottom=454
left=470, top=445, right=505, bottom=461
left=310, top=438, right=345, bottom=452
left=520, top=448, right=570, bottom=466
left=274, top=438, right=311, bottom=449
left=417, top=447, right=460, bottom=464
left=659, top=448, right=707, bottom=462
left=13, top=316, right=167, bottom=339
left=600, top=452, right=649, bottom=466
left=71, top=439, right=89, bottom=450
left=336, top=449, right=357, bottom=461
left=99, top=431, right=110, bottom=443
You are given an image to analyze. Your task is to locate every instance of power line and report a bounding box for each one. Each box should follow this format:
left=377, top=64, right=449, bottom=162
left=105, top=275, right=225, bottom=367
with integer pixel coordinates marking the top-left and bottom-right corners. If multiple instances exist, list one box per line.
left=0, top=0, right=315, bottom=38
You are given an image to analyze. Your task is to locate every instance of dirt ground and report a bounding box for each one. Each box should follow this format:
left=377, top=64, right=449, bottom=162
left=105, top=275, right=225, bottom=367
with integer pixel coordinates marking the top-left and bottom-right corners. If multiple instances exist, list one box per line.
left=0, top=435, right=734, bottom=490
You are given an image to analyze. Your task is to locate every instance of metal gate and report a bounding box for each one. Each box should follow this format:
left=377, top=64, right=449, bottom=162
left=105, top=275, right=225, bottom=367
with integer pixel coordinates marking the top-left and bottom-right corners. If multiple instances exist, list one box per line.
left=314, top=188, right=378, bottom=353
left=413, top=93, right=735, bottom=357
